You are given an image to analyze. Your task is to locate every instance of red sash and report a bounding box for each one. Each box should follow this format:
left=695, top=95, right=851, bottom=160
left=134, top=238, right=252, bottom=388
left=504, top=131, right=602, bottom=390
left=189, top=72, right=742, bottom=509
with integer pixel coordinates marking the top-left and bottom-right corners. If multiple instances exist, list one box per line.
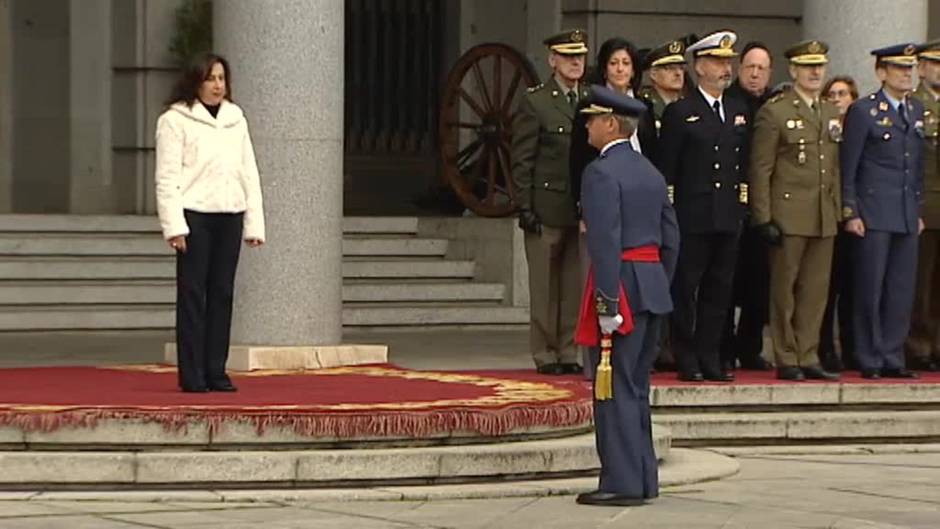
left=574, top=245, right=661, bottom=346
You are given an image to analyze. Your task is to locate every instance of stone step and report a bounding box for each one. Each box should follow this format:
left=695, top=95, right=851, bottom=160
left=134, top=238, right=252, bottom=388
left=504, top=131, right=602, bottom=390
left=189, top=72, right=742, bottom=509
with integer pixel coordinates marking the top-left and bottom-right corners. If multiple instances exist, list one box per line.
left=654, top=410, right=940, bottom=445
left=1, top=448, right=737, bottom=500
left=0, top=215, right=420, bottom=235
left=0, top=304, right=529, bottom=331
left=0, top=429, right=672, bottom=488
left=342, top=238, right=448, bottom=257
left=0, top=305, right=174, bottom=331
left=0, top=235, right=450, bottom=258
left=0, top=281, right=505, bottom=305
left=342, top=305, right=530, bottom=327
left=0, top=257, right=477, bottom=280
left=652, top=381, right=940, bottom=408
left=342, top=282, right=505, bottom=303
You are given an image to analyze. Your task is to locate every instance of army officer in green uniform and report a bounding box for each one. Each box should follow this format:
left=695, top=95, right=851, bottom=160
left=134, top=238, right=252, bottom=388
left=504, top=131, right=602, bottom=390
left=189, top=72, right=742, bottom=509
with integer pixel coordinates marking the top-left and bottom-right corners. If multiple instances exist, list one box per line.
left=639, top=38, right=688, bottom=138
left=749, top=40, right=842, bottom=381
left=908, top=40, right=940, bottom=371
left=511, top=29, right=591, bottom=374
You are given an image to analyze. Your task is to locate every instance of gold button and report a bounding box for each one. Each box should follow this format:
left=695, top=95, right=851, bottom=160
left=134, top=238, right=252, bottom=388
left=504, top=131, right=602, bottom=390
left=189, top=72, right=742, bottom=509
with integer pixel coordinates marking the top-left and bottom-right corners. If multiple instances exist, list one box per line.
left=558, top=126, right=565, bottom=133
left=820, top=154, right=825, bottom=160
left=544, top=182, right=550, bottom=188
left=822, top=169, right=827, bottom=174
left=784, top=192, right=791, bottom=199
left=714, top=182, right=722, bottom=189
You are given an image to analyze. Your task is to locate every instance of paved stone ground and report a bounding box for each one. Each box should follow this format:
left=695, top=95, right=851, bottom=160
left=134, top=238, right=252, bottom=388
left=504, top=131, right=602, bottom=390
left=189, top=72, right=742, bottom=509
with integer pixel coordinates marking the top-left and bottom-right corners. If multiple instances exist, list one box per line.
left=0, top=453, right=936, bottom=528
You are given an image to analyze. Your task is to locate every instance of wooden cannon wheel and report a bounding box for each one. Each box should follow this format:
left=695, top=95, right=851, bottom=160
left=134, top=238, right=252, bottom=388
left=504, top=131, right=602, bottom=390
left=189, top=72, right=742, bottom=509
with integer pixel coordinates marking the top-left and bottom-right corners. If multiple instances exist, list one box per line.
left=438, top=43, right=540, bottom=217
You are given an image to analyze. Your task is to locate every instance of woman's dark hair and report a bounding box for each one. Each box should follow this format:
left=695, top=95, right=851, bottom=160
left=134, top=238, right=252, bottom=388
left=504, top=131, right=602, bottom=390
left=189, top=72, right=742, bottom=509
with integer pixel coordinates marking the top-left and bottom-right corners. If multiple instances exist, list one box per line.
left=588, top=37, right=642, bottom=91
left=165, top=52, right=232, bottom=107
left=823, top=75, right=859, bottom=101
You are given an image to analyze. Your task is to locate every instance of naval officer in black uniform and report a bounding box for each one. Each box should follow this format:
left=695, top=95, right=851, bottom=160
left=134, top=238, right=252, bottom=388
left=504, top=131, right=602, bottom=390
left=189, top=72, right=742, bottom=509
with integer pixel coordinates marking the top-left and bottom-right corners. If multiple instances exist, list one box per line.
left=574, top=86, right=679, bottom=506
left=842, top=43, right=925, bottom=379
left=657, top=30, right=750, bottom=382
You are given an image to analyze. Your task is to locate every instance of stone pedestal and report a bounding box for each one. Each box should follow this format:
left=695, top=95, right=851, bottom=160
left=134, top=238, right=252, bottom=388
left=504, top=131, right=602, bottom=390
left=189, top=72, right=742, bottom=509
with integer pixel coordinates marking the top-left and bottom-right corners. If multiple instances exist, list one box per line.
left=214, top=0, right=344, bottom=348
left=163, top=344, right=388, bottom=372
left=803, top=0, right=927, bottom=93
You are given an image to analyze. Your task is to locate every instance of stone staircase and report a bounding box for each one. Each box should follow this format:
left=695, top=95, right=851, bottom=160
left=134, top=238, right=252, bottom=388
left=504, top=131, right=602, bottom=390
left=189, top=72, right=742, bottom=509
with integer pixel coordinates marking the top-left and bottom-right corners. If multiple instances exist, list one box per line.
left=0, top=215, right=528, bottom=331
left=650, top=381, right=940, bottom=446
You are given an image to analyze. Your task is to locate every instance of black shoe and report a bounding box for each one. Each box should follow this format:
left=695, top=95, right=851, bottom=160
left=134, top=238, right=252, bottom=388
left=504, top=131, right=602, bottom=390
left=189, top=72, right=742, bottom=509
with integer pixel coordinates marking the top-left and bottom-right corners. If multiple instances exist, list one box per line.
left=677, top=371, right=705, bottom=382
left=703, top=370, right=735, bottom=382
left=860, top=369, right=881, bottom=380
left=181, top=386, right=209, bottom=393
left=560, top=363, right=583, bottom=375
left=801, top=366, right=840, bottom=381
left=740, top=356, right=774, bottom=371
left=776, top=367, right=805, bottom=381
left=209, top=382, right=238, bottom=392
left=536, top=363, right=564, bottom=375
left=881, top=368, right=920, bottom=379
left=575, top=490, right=647, bottom=507
left=819, top=352, right=844, bottom=373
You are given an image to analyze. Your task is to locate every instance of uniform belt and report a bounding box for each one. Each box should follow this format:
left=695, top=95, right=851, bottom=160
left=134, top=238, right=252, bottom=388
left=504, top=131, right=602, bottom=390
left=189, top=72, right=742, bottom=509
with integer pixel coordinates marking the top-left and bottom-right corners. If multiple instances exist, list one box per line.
left=574, top=245, right=660, bottom=346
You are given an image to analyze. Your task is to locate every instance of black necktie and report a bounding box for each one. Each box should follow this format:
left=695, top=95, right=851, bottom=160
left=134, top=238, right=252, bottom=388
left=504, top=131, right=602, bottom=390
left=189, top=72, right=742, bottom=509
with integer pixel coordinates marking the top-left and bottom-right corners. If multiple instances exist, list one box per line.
left=898, top=102, right=908, bottom=128
left=567, top=90, right=577, bottom=109
left=712, top=100, right=723, bottom=122
left=811, top=100, right=820, bottom=120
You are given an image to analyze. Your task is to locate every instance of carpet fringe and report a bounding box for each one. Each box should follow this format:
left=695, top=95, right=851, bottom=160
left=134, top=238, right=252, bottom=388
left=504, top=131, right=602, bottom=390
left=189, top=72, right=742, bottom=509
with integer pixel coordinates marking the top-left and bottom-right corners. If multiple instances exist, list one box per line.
left=0, top=401, right=592, bottom=439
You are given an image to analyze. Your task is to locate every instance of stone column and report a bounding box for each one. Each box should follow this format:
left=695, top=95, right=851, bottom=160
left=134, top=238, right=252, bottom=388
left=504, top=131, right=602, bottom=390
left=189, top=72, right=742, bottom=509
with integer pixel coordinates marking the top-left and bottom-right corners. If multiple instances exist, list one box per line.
left=69, top=0, right=113, bottom=213
left=215, top=0, right=344, bottom=347
left=0, top=0, right=12, bottom=213
left=804, top=0, right=927, bottom=93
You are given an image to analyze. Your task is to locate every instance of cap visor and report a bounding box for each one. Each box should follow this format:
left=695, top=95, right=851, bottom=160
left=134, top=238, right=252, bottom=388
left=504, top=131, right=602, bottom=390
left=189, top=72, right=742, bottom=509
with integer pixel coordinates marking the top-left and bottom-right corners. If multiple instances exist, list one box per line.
left=651, top=55, right=687, bottom=67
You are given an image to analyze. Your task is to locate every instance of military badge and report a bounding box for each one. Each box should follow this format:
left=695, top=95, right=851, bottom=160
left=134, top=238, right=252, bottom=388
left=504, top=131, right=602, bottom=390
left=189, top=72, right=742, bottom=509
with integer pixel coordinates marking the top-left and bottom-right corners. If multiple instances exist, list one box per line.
left=786, top=119, right=796, bottom=129
left=915, top=119, right=924, bottom=129
left=738, top=182, right=749, bottom=204
left=828, top=118, right=843, bottom=141
left=796, top=120, right=805, bottom=129
left=878, top=117, right=893, bottom=127
left=686, top=115, right=700, bottom=123
left=734, top=114, right=746, bottom=126
left=669, top=40, right=682, bottom=54
left=879, top=101, right=889, bottom=111
left=798, top=151, right=807, bottom=165
left=842, top=206, right=855, bottom=219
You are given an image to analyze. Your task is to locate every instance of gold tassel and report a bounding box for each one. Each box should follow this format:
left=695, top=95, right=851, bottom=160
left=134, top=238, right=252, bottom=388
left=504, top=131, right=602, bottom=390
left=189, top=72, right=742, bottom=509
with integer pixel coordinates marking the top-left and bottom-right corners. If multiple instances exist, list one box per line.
left=595, top=335, right=614, bottom=401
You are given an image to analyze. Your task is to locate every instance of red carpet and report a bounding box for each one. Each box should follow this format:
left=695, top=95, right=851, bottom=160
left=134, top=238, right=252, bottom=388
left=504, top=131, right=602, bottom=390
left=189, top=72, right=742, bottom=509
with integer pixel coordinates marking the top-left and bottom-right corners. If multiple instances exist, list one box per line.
left=0, top=364, right=592, bottom=439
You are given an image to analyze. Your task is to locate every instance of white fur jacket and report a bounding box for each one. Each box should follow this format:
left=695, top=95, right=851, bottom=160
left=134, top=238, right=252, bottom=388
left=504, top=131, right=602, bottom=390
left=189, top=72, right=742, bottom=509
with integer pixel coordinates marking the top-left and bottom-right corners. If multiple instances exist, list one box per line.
left=154, top=100, right=265, bottom=241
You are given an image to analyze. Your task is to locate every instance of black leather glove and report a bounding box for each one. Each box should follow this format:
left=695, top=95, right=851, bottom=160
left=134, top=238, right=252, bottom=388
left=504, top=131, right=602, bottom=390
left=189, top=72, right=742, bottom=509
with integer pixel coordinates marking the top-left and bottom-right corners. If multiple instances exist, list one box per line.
left=755, top=221, right=783, bottom=246
left=518, top=209, right=543, bottom=235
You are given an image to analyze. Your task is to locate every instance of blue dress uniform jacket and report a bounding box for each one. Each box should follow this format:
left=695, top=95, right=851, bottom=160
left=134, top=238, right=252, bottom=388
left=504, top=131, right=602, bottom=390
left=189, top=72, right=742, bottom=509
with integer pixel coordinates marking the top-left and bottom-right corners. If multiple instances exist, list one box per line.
left=582, top=142, right=680, bottom=317
left=841, top=90, right=925, bottom=232
left=581, top=140, right=679, bottom=498
left=657, top=90, right=750, bottom=234
left=841, top=89, right=925, bottom=373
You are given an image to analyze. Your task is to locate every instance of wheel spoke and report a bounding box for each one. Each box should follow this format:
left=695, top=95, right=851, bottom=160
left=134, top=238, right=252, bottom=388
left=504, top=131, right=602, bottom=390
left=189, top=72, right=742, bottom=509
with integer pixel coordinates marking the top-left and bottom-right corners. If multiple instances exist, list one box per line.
left=445, top=121, right=483, bottom=130
left=496, top=142, right=512, bottom=186
left=456, top=138, right=484, bottom=170
left=471, top=61, right=494, bottom=112
left=458, top=87, right=487, bottom=119
left=486, top=144, right=498, bottom=204
left=492, top=55, right=502, bottom=112
left=501, top=68, right=523, bottom=115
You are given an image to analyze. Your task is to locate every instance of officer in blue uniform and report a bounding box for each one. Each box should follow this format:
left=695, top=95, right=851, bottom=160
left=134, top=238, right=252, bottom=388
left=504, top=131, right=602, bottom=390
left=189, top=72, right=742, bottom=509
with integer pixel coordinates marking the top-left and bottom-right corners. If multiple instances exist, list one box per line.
left=574, top=85, right=679, bottom=506
left=841, top=43, right=926, bottom=379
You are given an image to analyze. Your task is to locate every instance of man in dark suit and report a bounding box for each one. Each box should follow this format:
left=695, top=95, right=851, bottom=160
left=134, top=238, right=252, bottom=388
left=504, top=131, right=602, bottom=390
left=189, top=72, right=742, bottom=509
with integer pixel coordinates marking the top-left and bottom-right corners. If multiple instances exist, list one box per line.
left=657, top=30, right=750, bottom=382
left=722, top=41, right=775, bottom=372
left=574, top=86, right=679, bottom=507
left=841, top=43, right=925, bottom=379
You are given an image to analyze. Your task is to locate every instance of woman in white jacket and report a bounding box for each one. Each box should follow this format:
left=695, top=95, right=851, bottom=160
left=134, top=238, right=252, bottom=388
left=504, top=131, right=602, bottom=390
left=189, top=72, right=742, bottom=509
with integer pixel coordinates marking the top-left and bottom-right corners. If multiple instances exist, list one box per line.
left=155, top=53, right=265, bottom=393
